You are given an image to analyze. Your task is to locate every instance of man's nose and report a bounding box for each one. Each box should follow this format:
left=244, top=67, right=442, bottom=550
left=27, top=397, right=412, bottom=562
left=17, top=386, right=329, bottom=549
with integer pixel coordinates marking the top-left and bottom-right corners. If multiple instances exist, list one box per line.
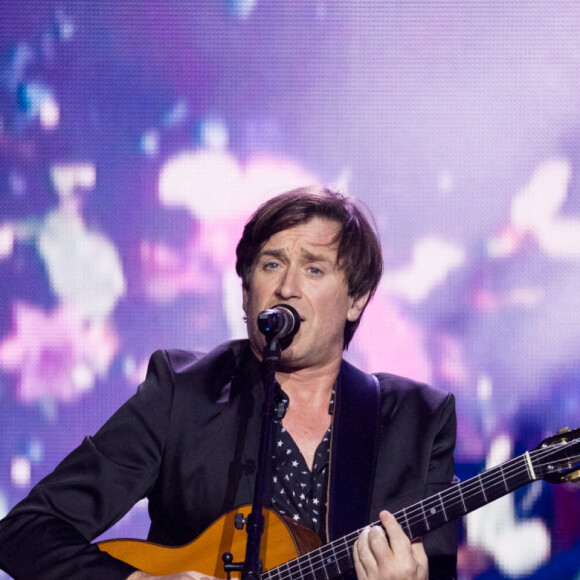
left=276, top=265, right=302, bottom=299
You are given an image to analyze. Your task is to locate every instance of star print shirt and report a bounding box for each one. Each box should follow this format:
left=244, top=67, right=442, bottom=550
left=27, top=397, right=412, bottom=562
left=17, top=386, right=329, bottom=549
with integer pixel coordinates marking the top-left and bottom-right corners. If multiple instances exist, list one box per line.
left=270, top=387, right=333, bottom=542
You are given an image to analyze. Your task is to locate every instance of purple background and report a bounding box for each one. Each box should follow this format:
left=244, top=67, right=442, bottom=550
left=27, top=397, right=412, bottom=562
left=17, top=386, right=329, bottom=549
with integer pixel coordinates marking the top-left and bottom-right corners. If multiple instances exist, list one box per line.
left=1, top=2, right=580, bottom=578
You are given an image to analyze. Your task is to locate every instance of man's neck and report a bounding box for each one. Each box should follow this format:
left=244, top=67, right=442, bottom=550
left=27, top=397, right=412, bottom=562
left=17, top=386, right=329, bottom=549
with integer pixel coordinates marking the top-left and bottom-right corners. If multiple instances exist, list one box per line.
left=275, top=359, right=340, bottom=407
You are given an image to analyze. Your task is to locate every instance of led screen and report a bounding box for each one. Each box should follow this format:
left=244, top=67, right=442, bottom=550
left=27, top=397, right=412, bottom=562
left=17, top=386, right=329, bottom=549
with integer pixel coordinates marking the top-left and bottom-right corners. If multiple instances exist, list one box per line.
left=1, top=2, right=580, bottom=578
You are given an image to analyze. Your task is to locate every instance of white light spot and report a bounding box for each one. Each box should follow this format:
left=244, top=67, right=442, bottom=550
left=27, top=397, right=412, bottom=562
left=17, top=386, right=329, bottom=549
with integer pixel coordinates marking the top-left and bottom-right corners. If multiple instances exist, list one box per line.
left=140, top=130, right=160, bottom=156
left=72, top=363, right=94, bottom=392
left=382, top=237, right=466, bottom=303
left=50, top=163, right=96, bottom=198
left=199, top=117, right=229, bottom=150
left=0, top=224, right=15, bottom=258
left=437, top=170, right=455, bottom=194
left=511, top=159, right=570, bottom=231
left=39, top=97, right=60, bottom=129
left=477, top=375, right=492, bottom=402
left=11, top=457, right=31, bottom=487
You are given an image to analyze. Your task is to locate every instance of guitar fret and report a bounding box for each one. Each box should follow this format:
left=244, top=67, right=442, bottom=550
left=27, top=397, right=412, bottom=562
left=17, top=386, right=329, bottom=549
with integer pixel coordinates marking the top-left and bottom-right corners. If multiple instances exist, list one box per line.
left=290, top=549, right=316, bottom=580
left=438, top=492, right=448, bottom=522
left=511, top=452, right=537, bottom=489
left=313, top=547, right=329, bottom=580
left=457, top=482, right=467, bottom=512
left=304, top=549, right=317, bottom=580
left=97, top=434, right=580, bottom=580
left=420, top=501, right=430, bottom=531
left=338, top=535, right=354, bottom=575
left=401, top=508, right=412, bottom=538
left=264, top=565, right=279, bottom=579
left=479, top=475, right=488, bottom=502
left=524, top=450, right=537, bottom=480
left=443, top=483, right=467, bottom=521
left=499, top=463, right=508, bottom=491
left=320, top=541, right=341, bottom=579
left=421, top=494, right=450, bottom=533
left=264, top=437, right=579, bottom=579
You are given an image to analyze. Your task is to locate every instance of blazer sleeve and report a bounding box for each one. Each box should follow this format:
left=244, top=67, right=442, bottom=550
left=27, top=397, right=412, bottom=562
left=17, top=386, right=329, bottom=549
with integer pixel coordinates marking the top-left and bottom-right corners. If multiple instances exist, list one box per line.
left=371, top=375, right=458, bottom=580
left=424, top=392, right=458, bottom=579
left=0, top=350, right=177, bottom=580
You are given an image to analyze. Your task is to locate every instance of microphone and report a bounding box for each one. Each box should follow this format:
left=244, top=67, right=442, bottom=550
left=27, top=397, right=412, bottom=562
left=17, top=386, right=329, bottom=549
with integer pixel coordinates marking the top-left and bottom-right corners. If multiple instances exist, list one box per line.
left=257, top=304, right=301, bottom=340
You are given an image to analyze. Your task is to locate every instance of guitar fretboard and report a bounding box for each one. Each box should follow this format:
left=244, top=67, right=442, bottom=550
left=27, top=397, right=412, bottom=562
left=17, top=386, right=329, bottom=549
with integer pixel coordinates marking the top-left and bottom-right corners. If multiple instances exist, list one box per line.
left=264, top=440, right=578, bottom=580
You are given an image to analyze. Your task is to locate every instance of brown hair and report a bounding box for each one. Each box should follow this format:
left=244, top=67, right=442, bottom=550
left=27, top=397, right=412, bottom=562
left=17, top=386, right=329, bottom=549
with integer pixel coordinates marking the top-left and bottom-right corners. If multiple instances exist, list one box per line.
left=235, top=186, right=383, bottom=347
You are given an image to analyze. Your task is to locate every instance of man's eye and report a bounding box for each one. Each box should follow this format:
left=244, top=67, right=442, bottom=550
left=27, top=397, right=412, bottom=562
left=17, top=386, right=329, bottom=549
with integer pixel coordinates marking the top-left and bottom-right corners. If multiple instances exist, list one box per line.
left=264, top=262, right=280, bottom=270
left=309, top=267, right=322, bottom=275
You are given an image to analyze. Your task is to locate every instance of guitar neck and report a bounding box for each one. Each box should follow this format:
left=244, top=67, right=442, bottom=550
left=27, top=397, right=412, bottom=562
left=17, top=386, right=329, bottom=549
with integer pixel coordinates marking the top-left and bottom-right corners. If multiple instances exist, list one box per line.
left=264, top=451, right=540, bottom=580
left=96, top=431, right=579, bottom=579
left=395, top=452, right=537, bottom=540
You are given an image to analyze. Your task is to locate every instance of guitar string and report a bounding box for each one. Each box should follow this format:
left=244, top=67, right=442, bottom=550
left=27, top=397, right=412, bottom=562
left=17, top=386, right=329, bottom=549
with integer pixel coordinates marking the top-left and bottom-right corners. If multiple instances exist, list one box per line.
left=263, top=450, right=529, bottom=579
left=369, top=442, right=580, bottom=536
left=264, top=443, right=580, bottom=579
left=267, top=444, right=580, bottom=580
left=262, top=442, right=580, bottom=580
left=385, top=444, right=571, bottom=531
left=397, top=443, right=580, bottom=532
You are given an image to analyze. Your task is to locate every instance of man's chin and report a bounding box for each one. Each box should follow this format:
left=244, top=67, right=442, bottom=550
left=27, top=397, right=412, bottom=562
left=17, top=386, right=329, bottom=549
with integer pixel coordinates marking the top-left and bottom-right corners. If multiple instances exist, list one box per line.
left=277, top=345, right=311, bottom=371
left=248, top=335, right=299, bottom=362
left=278, top=333, right=298, bottom=352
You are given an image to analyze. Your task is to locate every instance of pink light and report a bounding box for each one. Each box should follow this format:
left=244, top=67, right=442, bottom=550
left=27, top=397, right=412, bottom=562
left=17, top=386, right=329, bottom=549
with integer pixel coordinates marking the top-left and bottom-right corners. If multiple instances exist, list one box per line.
left=159, top=149, right=320, bottom=220
left=11, top=457, right=31, bottom=487
left=510, top=159, right=570, bottom=232
left=39, top=97, right=60, bottom=129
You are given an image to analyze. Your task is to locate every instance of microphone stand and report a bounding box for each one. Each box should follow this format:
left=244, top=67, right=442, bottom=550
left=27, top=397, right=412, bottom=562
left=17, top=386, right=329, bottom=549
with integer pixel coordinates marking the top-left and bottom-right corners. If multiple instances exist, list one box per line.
left=222, top=306, right=298, bottom=580
left=241, top=335, right=281, bottom=580
left=222, top=335, right=282, bottom=580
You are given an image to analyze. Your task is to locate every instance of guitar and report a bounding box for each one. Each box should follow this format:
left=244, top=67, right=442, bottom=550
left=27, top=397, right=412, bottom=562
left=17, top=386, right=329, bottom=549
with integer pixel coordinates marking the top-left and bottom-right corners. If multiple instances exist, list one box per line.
left=98, top=427, right=580, bottom=579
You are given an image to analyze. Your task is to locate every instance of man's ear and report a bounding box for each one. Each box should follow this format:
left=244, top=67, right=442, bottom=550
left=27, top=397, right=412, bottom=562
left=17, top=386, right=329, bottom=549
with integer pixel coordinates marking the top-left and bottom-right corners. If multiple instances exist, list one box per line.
left=347, top=291, right=370, bottom=322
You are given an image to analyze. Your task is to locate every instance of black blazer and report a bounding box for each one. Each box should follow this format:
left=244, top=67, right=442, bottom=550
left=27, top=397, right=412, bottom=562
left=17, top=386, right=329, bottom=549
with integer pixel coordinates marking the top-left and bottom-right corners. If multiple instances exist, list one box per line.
left=0, top=340, right=457, bottom=579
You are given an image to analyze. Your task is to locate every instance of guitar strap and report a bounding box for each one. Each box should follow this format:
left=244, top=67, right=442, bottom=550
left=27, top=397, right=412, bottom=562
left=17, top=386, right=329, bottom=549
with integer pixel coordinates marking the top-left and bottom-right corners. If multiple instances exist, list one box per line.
left=326, top=359, right=381, bottom=542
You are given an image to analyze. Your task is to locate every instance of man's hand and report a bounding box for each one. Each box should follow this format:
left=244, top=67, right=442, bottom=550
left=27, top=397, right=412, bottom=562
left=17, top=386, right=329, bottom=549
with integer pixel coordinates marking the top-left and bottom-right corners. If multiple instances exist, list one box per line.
left=353, top=511, right=428, bottom=580
left=127, top=571, right=222, bottom=580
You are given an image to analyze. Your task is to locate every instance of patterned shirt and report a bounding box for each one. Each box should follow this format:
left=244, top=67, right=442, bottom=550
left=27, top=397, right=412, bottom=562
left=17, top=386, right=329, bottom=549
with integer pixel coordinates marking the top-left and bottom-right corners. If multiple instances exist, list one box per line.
left=270, top=386, right=334, bottom=541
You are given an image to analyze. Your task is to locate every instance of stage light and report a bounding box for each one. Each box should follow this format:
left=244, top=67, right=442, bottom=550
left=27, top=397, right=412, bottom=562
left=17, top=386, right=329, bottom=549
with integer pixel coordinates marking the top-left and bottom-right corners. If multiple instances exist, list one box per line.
left=226, top=0, right=258, bottom=19
left=53, top=10, right=75, bottom=42
left=72, top=363, right=95, bottom=393
left=198, top=117, right=229, bottom=150
left=0, top=491, right=7, bottom=519
left=159, top=149, right=241, bottom=218
left=25, top=440, right=44, bottom=463
left=10, top=457, right=31, bottom=488
left=163, top=99, right=189, bottom=127
left=17, top=81, right=60, bottom=129
left=50, top=163, right=96, bottom=198
left=39, top=95, right=60, bottom=129
left=0, top=224, right=15, bottom=258
left=139, top=129, right=160, bottom=156
left=511, top=159, right=570, bottom=231
left=382, top=237, right=466, bottom=303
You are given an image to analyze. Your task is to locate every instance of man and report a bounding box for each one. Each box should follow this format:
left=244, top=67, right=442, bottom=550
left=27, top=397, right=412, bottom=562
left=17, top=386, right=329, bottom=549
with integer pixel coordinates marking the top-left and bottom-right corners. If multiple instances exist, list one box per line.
left=0, top=186, right=457, bottom=579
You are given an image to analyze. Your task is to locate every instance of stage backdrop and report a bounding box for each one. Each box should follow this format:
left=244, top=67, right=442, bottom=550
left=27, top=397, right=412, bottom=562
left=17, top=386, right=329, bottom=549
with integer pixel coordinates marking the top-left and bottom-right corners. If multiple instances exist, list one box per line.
left=1, top=2, right=580, bottom=578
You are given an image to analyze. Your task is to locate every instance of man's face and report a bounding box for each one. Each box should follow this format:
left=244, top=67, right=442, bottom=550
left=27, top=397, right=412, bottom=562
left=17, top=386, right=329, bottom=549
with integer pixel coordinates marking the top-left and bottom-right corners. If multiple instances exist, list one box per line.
left=243, top=217, right=368, bottom=371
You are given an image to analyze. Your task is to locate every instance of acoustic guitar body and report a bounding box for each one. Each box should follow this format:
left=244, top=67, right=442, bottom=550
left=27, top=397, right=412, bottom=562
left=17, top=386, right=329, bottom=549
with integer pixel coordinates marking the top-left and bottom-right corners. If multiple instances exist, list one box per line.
left=97, top=428, right=580, bottom=578
left=97, top=504, right=322, bottom=577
